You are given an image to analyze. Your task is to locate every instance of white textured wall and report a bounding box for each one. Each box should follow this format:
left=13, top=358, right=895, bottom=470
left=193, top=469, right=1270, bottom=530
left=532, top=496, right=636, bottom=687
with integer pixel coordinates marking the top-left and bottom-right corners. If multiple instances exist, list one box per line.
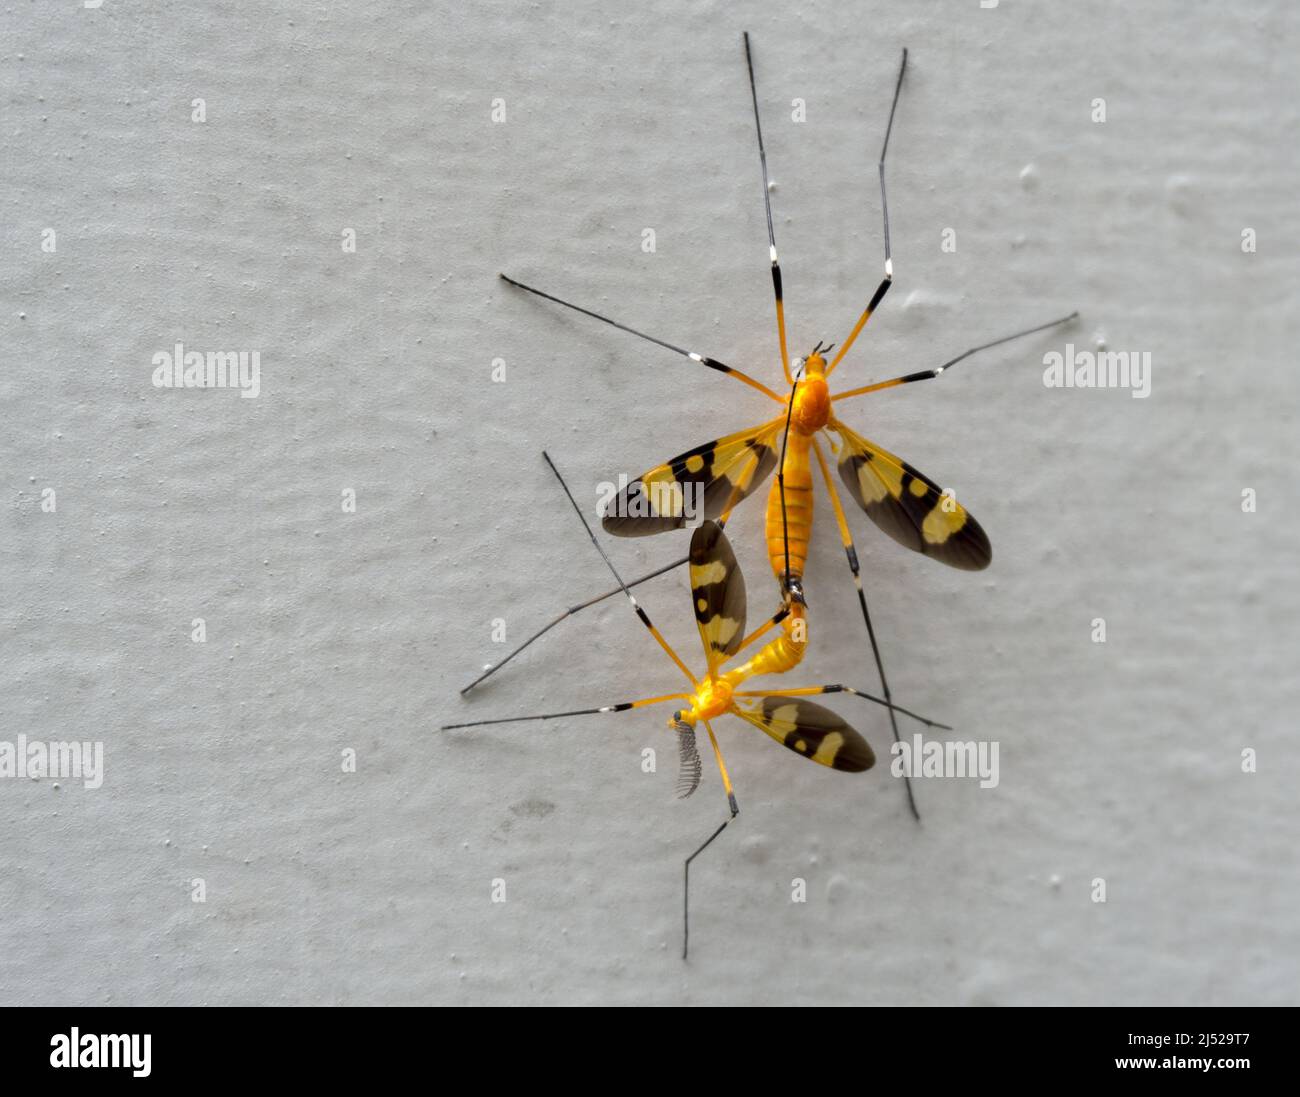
left=2, top=0, right=1296, bottom=1006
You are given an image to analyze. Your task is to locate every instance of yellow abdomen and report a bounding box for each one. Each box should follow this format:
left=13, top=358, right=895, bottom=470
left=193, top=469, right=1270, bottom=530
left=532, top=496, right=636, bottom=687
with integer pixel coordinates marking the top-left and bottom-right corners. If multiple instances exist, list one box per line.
left=765, top=430, right=813, bottom=582
left=723, top=603, right=808, bottom=686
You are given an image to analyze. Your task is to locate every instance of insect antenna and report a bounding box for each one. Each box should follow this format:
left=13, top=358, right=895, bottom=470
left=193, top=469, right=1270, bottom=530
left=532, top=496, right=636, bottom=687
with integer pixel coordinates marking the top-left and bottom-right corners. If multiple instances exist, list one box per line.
left=672, top=719, right=703, bottom=800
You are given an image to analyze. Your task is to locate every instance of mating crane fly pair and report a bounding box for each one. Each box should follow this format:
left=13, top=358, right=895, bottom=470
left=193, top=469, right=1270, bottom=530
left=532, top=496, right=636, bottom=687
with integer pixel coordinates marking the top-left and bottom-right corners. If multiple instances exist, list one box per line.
left=446, top=32, right=1076, bottom=957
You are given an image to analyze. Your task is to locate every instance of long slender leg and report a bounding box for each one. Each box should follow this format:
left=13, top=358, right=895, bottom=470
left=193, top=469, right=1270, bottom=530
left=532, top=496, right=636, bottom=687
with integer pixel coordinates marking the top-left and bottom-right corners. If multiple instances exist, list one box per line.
left=441, top=692, right=687, bottom=730
left=734, top=684, right=951, bottom=731
left=461, top=554, right=688, bottom=694
left=500, top=275, right=784, bottom=403
left=682, top=720, right=739, bottom=960
left=732, top=605, right=791, bottom=657
left=543, top=452, right=698, bottom=687
left=460, top=473, right=751, bottom=695
left=810, top=436, right=918, bottom=820
left=742, top=31, right=792, bottom=385
left=832, top=311, right=1081, bottom=401
left=825, top=48, right=908, bottom=379
left=703, top=721, right=739, bottom=818
left=682, top=817, right=730, bottom=961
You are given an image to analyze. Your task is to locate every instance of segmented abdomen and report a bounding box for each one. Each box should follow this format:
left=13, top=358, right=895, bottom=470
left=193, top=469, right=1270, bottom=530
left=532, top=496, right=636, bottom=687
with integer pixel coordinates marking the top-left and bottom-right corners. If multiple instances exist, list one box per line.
left=765, top=432, right=813, bottom=582
left=722, top=604, right=808, bottom=685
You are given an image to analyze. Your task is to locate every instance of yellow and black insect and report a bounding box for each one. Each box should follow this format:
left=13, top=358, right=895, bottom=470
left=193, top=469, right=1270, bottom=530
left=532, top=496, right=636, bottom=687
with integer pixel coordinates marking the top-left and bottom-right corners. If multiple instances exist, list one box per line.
left=467, top=34, right=1075, bottom=824
left=444, top=453, right=948, bottom=957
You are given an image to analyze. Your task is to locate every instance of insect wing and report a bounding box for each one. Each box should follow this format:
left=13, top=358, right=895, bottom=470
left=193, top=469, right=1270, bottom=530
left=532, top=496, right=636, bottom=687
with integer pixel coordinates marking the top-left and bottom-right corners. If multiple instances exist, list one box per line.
left=601, top=418, right=784, bottom=536
left=688, top=520, right=747, bottom=670
left=832, top=420, right=991, bottom=570
left=735, top=697, right=875, bottom=772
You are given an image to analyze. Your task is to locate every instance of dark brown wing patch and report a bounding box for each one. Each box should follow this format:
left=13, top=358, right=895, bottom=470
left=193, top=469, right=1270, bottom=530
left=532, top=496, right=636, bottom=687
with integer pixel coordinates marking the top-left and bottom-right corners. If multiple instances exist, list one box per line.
left=688, top=520, right=747, bottom=668
left=833, top=420, right=991, bottom=570
left=738, top=697, right=875, bottom=772
left=601, top=418, right=783, bottom=537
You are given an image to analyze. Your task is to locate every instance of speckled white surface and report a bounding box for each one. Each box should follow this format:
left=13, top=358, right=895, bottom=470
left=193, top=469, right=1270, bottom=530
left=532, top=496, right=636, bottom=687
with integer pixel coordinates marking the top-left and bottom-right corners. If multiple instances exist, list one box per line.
left=2, top=0, right=1297, bottom=1006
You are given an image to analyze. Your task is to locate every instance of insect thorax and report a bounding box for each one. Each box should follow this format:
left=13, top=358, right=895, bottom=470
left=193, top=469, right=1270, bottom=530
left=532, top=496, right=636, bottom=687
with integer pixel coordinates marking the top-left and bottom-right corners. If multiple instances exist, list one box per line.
left=792, top=374, right=831, bottom=434
left=683, top=677, right=733, bottom=724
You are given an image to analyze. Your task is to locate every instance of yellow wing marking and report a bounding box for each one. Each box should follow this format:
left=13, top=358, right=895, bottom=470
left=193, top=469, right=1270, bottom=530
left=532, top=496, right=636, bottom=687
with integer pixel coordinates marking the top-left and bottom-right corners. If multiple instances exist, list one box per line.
left=687, top=521, right=748, bottom=673
left=602, top=418, right=785, bottom=537
left=733, top=697, right=874, bottom=772
left=830, top=418, right=992, bottom=570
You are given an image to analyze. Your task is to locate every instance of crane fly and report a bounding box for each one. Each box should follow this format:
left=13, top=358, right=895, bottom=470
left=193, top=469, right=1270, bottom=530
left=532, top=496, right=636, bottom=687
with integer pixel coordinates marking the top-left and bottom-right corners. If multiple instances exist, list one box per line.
left=464, top=33, right=1077, bottom=825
